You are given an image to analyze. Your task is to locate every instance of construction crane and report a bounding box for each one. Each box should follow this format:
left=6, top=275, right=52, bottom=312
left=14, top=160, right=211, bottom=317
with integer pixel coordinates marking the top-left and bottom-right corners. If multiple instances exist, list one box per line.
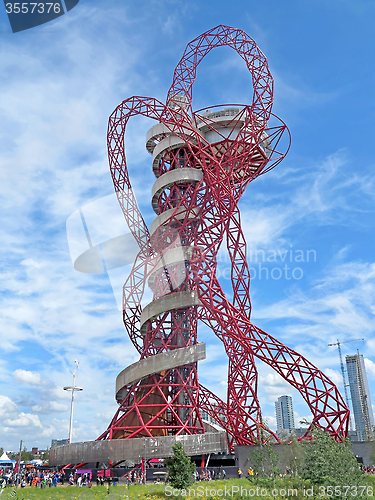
left=328, top=338, right=365, bottom=430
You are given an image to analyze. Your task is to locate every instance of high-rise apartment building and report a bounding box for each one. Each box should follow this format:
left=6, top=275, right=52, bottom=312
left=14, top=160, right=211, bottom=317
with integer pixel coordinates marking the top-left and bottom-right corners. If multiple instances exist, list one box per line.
left=346, top=354, right=374, bottom=441
left=275, top=395, right=295, bottom=435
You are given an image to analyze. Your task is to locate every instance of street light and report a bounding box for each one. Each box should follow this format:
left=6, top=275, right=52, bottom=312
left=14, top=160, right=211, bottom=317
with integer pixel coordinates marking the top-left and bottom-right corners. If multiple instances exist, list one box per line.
left=63, top=359, right=83, bottom=444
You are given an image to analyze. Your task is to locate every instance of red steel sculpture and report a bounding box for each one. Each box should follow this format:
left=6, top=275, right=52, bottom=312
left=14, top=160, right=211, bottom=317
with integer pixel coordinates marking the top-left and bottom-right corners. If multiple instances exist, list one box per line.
left=99, top=25, right=349, bottom=450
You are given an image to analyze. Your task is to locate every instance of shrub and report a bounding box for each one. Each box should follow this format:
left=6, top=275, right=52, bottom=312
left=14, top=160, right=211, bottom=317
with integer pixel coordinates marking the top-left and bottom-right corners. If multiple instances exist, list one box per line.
left=165, top=442, right=196, bottom=490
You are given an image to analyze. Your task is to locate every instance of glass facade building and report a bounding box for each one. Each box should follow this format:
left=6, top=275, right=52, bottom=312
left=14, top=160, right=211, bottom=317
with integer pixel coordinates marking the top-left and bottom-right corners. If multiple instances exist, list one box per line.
left=275, top=395, right=295, bottom=436
left=346, top=354, right=374, bottom=441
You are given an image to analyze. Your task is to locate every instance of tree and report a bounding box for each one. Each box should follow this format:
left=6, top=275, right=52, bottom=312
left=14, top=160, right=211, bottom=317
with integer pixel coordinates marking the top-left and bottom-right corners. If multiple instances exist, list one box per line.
left=281, top=433, right=306, bottom=476
left=41, top=449, right=50, bottom=462
left=302, top=427, right=362, bottom=487
left=248, top=439, right=281, bottom=478
left=166, top=442, right=196, bottom=489
left=20, top=447, right=34, bottom=462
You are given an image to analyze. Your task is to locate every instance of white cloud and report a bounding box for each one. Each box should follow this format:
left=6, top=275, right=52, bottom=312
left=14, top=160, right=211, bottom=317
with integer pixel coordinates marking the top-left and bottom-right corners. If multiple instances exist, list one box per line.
left=40, top=425, right=57, bottom=439
left=0, top=395, right=43, bottom=433
left=32, top=402, right=69, bottom=414
left=253, top=259, right=375, bottom=342
left=323, top=368, right=342, bottom=387
left=4, top=413, right=42, bottom=429
left=260, top=372, right=291, bottom=396
left=13, top=369, right=43, bottom=386
left=365, top=359, right=375, bottom=377
left=263, top=415, right=277, bottom=430
left=20, top=259, right=46, bottom=270
left=240, top=150, right=353, bottom=251
left=48, top=387, right=72, bottom=401
left=0, top=395, right=18, bottom=419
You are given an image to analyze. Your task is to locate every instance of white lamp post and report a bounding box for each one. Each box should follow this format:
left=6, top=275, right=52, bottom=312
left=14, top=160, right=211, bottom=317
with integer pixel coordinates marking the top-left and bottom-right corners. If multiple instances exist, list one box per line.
left=63, top=359, right=83, bottom=444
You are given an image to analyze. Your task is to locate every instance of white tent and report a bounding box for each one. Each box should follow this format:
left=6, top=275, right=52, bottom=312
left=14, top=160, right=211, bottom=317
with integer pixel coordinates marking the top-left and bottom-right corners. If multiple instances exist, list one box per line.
left=0, top=452, right=15, bottom=466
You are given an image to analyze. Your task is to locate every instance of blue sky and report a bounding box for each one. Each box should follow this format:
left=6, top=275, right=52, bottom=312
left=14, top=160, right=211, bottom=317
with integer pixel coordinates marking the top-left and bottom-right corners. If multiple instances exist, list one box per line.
left=0, top=0, right=375, bottom=451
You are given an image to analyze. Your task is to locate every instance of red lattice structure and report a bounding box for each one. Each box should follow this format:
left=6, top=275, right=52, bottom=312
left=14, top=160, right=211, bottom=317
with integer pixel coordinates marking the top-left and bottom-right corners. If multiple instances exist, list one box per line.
left=98, top=25, right=349, bottom=451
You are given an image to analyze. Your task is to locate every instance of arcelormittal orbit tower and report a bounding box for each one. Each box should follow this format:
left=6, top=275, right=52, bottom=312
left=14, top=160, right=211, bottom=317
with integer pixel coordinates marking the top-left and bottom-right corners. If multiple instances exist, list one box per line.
left=99, top=25, right=349, bottom=452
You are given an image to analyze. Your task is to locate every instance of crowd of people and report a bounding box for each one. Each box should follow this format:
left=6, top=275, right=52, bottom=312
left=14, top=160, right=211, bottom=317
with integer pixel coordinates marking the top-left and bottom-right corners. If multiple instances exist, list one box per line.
left=126, top=470, right=144, bottom=484
left=0, top=469, right=99, bottom=489
left=361, top=466, right=375, bottom=474
left=0, top=469, right=64, bottom=488
left=4, top=463, right=373, bottom=489
left=193, top=469, right=226, bottom=481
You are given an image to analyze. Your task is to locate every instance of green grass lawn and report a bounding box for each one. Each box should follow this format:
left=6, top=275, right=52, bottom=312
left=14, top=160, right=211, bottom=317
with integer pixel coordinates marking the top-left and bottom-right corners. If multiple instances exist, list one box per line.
left=1, top=477, right=375, bottom=500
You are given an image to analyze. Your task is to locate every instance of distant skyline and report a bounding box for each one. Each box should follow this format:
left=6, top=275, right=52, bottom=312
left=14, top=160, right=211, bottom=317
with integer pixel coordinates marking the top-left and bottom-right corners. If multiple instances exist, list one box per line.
left=0, top=0, right=375, bottom=450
